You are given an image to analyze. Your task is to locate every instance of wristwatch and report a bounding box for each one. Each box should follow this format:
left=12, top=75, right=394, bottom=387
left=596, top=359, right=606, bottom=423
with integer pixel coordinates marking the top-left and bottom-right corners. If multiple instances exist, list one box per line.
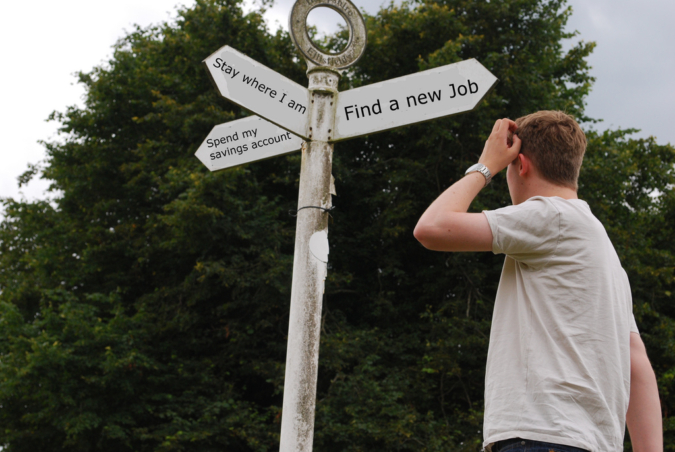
left=465, top=163, right=492, bottom=187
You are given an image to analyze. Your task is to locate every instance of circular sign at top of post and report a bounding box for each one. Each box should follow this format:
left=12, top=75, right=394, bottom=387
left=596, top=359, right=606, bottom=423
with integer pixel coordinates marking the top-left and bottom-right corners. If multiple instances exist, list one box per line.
left=289, top=0, right=367, bottom=70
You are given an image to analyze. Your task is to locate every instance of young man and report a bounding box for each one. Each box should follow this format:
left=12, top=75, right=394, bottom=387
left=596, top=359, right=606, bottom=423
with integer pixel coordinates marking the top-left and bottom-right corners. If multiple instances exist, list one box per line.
left=414, top=112, right=662, bottom=451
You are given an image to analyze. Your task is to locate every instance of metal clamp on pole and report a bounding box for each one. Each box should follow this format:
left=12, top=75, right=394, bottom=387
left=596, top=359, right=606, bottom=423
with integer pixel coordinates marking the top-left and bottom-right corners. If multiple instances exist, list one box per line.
left=289, top=205, right=336, bottom=217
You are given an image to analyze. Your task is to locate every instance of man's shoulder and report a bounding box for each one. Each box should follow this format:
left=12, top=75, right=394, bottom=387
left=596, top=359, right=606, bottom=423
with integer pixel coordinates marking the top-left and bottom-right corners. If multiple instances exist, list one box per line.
left=489, top=196, right=595, bottom=224
left=484, top=196, right=604, bottom=262
left=483, top=198, right=563, bottom=259
left=484, top=196, right=562, bottom=226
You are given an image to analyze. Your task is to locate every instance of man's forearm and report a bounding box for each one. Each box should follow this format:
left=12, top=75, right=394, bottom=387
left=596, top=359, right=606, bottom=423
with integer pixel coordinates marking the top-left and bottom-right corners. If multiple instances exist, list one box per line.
left=415, top=171, right=485, bottom=227
left=413, top=172, right=493, bottom=252
left=627, top=333, right=663, bottom=452
left=413, top=118, right=520, bottom=252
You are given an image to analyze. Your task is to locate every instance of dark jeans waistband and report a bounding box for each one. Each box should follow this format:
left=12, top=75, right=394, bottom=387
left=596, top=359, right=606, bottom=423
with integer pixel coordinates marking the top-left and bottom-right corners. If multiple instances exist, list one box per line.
left=492, top=438, right=589, bottom=452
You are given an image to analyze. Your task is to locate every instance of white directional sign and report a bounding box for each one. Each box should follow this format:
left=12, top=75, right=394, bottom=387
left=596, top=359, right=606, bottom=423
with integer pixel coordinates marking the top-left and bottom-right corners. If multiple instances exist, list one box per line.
left=334, top=59, right=497, bottom=141
left=195, top=116, right=303, bottom=172
left=204, top=46, right=311, bottom=139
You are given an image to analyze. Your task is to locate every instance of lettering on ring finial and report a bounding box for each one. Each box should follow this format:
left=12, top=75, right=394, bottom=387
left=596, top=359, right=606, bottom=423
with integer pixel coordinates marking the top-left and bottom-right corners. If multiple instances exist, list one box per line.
left=289, top=0, right=367, bottom=69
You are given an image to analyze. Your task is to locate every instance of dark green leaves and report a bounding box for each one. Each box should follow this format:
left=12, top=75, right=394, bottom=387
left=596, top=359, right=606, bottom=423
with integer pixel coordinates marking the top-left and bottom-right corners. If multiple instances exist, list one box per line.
left=1, top=0, right=673, bottom=450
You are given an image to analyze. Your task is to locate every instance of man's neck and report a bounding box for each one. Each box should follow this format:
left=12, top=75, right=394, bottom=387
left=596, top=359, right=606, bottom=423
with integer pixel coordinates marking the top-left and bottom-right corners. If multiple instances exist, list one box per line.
left=515, top=177, right=578, bottom=205
left=530, top=183, right=578, bottom=200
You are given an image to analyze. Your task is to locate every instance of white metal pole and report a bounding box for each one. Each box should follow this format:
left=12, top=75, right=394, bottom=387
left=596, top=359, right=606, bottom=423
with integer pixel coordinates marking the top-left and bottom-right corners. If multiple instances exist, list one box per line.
left=280, top=67, right=340, bottom=452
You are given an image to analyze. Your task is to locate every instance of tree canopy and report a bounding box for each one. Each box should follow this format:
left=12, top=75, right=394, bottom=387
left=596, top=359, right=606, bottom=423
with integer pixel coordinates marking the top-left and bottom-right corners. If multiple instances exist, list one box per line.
left=1, top=0, right=674, bottom=450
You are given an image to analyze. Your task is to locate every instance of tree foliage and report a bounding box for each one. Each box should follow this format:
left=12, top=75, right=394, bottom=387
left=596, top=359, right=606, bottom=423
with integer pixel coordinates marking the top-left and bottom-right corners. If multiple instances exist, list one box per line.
left=1, top=0, right=673, bottom=450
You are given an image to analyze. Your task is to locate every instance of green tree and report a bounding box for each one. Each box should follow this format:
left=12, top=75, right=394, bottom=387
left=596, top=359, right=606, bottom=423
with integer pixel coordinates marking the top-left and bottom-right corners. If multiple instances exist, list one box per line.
left=1, top=0, right=673, bottom=451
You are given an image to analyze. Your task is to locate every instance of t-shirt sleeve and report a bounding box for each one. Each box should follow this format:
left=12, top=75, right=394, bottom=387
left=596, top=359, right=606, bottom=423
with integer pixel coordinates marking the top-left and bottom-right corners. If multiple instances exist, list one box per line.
left=482, top=197, right=561, bottom=268
left=630, top=312, right=639, bottom=334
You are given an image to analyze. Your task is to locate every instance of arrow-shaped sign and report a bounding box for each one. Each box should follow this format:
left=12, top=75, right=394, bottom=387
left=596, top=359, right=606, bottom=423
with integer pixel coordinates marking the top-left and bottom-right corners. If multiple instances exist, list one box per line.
left=204, top=46, right=311, bottom=140
left=195, top=116, right=303, bottom=172
left=334, top=59, right=498, bottom=141
left=199, top=48, right=498, bottom=172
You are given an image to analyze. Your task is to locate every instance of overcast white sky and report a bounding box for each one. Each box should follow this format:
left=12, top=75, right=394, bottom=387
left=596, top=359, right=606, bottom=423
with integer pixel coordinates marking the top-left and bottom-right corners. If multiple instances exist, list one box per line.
left=1, top=0, right=673, bottom=204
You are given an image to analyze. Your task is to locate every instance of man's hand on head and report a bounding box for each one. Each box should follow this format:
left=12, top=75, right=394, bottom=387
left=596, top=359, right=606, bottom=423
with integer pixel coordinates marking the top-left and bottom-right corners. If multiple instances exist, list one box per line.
left=414, top=117, right=524, bottom=252
left=478, top=118, right=522, bottom=176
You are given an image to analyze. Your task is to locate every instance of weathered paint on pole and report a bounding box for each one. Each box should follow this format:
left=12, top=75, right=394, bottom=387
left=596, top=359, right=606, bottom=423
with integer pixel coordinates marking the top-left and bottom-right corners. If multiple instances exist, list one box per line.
left=279, top=68, right=339, bottom=452
left=280, top=2, right=365, bottom=451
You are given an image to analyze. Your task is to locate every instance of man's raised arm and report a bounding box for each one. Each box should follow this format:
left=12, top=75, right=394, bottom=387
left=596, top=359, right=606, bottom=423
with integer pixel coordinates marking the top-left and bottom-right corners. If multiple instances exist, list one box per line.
left=413, top=118, right=521, bottom=252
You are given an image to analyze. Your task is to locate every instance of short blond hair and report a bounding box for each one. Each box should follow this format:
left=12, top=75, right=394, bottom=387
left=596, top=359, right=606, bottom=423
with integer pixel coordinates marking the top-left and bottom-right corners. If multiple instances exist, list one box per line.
left=514, top=111, right=587, bottom=189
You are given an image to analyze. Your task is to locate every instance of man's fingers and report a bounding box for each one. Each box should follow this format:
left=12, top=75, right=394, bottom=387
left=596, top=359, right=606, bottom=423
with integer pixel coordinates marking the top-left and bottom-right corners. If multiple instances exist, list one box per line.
left=480, top=118, right=520, bottom=175
left=498, top=118, right=518, bottom=134
left=510, top=133, right=522, bottom=153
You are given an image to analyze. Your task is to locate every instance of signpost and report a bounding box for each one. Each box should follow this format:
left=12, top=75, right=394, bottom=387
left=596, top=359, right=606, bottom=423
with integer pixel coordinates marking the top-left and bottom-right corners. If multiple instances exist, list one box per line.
left=334, top=59, right=497, bottom=141
left=196, top=1, right=498, bottom=450
left=204, top=46, right=311, bottom=139
left=195, top=116, right=303, bottom=172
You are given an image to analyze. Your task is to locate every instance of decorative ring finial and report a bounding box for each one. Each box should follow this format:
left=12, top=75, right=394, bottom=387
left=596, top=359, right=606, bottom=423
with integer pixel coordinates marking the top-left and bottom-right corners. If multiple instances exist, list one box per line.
left=289, top=0, right=367, bottom=70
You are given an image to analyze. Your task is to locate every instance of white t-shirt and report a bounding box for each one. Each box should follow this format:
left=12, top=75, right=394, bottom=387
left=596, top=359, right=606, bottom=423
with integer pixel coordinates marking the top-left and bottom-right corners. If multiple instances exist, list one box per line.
left=482, top=196, right=638, bottom=452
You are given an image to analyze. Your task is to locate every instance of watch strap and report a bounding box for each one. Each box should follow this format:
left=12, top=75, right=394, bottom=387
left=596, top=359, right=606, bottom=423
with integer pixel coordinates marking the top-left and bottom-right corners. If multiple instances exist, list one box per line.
left=465, top=163, right=492, bottom=187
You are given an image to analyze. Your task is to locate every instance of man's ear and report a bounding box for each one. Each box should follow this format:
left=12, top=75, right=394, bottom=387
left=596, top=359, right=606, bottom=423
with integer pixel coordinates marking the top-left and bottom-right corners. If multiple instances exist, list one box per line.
left=518, top=153, right=532, bottom=177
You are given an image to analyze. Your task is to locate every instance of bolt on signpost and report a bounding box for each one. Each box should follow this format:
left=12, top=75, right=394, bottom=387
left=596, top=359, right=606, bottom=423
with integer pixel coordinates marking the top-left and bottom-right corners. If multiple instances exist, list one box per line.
left=196, top=1, right=498, bottom=451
